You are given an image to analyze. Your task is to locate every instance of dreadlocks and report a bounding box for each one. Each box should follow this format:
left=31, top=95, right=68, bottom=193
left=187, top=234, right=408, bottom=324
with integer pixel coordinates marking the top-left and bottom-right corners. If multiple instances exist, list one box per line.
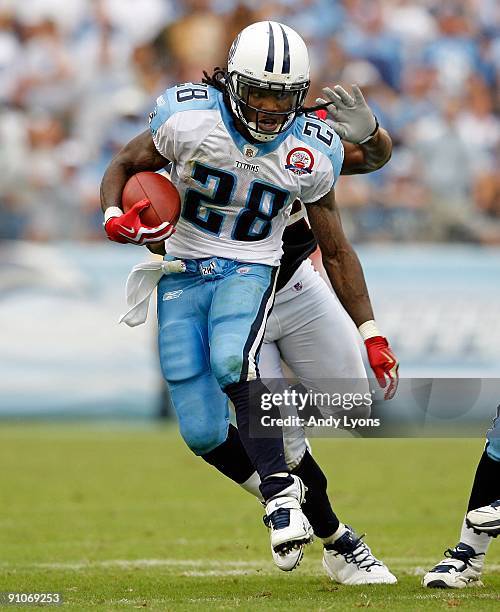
left=202, top=67, right=226, bottom=92
left=301, top=101, right=329, bottom=116
left=201, top=67, right=329, bottom=117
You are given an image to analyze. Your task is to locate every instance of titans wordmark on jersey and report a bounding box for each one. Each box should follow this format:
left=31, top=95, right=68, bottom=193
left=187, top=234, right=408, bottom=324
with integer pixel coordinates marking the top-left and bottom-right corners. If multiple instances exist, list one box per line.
left=149, top=83, right=344, bottom=266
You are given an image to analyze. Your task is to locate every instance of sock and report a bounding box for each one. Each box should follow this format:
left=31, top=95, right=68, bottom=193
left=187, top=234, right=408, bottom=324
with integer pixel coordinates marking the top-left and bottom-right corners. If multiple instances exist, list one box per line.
left=292, top=450, right=340, bottom=538
left=322, top=522, right=348, bottom=547
left=459, top=518, right=491, bottom=558
left=240, top=471, right=263, bottom=501
left=467, top=450, right=500, bottom=511
left=225, top=380, right=292, bottom=500
left=201, top=423, right=255, bottom=484
left=260, top=473, right=295, bottom=500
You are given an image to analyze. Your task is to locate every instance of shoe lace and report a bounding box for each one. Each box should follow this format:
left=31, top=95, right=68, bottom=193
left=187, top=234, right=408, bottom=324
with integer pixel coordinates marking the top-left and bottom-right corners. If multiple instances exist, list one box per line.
left=339, top=534, right=383, bottom=571
left=263, top=508, right=290, bottom=530
left=444, top=547, right=481, bottom=567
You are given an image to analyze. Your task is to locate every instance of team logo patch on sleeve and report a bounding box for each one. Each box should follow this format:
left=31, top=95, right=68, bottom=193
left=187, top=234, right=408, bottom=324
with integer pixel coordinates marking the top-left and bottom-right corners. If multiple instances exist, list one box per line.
left=285, top=147, right=314, bottom=175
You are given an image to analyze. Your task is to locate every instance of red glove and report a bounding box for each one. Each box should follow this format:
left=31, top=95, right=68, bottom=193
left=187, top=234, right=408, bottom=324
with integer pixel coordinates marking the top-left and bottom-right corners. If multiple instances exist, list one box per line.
left=104, top=199, right=175, bottom=245
left=365, top=336, right=399, bottom=400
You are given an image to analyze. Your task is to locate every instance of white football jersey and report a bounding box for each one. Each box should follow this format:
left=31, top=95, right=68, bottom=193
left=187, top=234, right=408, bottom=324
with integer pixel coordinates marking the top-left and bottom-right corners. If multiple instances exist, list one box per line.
left=150, top=83, right=343, bottom=265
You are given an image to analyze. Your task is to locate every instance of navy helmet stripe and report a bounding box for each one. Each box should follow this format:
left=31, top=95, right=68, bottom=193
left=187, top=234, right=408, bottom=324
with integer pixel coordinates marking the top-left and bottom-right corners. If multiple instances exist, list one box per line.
left=228, top=32, right=241, bottom=64
left=279, top=24, right=290, bottom=74
left=265, top=22, right=275, bottom=72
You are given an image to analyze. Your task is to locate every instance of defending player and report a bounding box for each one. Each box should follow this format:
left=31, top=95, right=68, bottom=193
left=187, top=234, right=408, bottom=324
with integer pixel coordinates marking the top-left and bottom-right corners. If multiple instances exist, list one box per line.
left=100, top=21, right=395, bottom=575
left=193, top=83, right=399, bottom=582
left=258, top=85, right=397, bottom=473
left=423, top=408, right=500, bottom=588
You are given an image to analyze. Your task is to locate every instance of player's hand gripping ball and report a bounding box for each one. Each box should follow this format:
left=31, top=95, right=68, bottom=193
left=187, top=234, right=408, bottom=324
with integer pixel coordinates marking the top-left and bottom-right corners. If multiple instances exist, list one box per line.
left=105, top=172, right=181, bottom=245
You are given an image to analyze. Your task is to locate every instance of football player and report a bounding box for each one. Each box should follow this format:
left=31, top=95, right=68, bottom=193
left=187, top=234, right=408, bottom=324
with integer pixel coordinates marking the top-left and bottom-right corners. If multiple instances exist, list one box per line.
left=423, top=408, right=500, bottom=588
left=192, top=80, right=399, bottom=582
left=130, top=79, right=399, bottom=582
left=101, top=21, right=397, bottom=579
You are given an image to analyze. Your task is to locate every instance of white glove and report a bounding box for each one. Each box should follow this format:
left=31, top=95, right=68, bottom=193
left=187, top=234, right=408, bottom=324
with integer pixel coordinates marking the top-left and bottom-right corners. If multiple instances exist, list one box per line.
left=316, top=84, right=378, bottom=144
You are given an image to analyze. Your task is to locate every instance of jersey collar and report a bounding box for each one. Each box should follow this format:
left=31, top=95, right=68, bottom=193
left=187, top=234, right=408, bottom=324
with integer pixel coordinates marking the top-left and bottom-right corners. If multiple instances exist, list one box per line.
left=217, top=92, right=291, bottom=157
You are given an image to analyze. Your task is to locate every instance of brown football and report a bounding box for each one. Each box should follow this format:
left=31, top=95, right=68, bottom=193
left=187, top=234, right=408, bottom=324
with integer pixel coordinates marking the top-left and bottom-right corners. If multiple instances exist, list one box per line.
left=121, top=171, right=181, bottom=227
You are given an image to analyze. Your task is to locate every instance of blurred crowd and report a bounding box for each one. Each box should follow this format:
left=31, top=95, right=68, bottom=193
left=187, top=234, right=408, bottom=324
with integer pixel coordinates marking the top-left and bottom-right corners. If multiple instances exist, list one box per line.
left=0, top=0, right=499, bottom=243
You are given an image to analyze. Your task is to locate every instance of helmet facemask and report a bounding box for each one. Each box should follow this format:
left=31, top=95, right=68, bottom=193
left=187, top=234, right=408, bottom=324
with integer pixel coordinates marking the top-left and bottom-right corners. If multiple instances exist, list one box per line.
left=227, top=72, right=309, bottom=142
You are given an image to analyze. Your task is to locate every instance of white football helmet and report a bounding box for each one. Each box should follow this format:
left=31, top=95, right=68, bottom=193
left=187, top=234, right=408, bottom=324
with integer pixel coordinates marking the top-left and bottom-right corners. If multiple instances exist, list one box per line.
left=226, top=21, right=310, bottom=142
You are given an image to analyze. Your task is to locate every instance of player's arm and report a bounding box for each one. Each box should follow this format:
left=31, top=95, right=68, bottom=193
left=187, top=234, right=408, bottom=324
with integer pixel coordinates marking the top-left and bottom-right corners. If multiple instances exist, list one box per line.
left=341, top=130, right=392, bottom=175
left=100, top=130, right=174, bottom=245
left=305, top=190, right=399, bottom=398
left=100, top=130, right=167, bottom=212
left=316, top=85, right=392, bottom=174
left=305, top=189, right=372, bottom=326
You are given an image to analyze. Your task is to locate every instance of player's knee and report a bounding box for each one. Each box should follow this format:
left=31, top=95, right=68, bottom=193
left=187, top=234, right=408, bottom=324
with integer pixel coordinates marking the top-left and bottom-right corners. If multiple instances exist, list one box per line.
left=179, top=415, right=228, bottom=456
left=486, top=414, right=500, bottom=461
left=210, top=337, right=245, bottom=388
left=173, top=383, right=229, bottom=455
left=159, top=321, right=208, bottom=383
left=347, top=401, right=371, bottom=420
left=284, top=432, right=308, bottom=471
left=486, top=439, right=500, bottom=462
left=168, top=373, right=230, bottom=456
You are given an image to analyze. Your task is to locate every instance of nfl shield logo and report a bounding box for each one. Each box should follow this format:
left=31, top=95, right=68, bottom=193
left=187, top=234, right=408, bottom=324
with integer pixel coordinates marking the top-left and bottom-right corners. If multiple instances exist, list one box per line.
left=244, top=145, right=257, bottom=158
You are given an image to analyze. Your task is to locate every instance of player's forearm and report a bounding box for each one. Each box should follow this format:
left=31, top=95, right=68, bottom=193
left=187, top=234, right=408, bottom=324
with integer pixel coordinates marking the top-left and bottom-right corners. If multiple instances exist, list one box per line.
left=359, top=127, right=392, bottom=171
left=341, top=128, right=392, bottom=175
left=321, top=247, right=374, bottom=327
left=100, top=130, right=168, bottom=212
left=307, top=191, right=375, bottom=326
left=100, top=158, right=130, bottom=213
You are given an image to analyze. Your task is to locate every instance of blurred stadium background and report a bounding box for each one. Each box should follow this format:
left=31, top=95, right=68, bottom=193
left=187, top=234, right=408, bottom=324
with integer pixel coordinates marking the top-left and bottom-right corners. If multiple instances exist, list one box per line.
left=1, top=0, right=499, bottom=418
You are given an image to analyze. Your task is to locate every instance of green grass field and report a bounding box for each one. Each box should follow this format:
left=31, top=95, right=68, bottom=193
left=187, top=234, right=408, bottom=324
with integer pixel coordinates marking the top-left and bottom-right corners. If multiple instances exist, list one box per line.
left=0, top=424, right=498, bottom=610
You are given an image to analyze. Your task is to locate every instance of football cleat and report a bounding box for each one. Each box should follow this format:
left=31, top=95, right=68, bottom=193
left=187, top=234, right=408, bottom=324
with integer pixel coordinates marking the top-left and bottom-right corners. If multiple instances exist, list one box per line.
left=270, top=541, right=305, bottom=572
left=263, top=475, right=313, bottom=571
left=466, top=500, right=500, bottom=537
left=422, top=543, right=484, bottom=588
left=322, top=526, right=397, bottom=585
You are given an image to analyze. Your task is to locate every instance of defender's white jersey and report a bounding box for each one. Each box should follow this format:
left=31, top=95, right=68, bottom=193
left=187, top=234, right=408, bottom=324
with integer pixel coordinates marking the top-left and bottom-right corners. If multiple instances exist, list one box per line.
left=150, top=83, right=343, bottom=265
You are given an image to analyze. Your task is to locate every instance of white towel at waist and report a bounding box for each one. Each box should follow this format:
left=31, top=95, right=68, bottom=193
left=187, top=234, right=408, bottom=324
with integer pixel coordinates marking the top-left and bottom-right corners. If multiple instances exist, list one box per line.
left=119, top=259, right=186, bottom=327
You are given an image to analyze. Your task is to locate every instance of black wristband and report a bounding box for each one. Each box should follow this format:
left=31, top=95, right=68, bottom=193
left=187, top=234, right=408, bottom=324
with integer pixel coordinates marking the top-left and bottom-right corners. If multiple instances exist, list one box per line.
left=359, top=116, right=379, bottom=144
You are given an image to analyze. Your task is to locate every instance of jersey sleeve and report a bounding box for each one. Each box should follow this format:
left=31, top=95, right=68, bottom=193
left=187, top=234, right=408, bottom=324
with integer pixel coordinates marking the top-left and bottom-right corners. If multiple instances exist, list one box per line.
left=149, top=90, right=177, bottom=161
left=148, top=83, right=216, bottom=162
left=293, top=115, right=344, bottom=204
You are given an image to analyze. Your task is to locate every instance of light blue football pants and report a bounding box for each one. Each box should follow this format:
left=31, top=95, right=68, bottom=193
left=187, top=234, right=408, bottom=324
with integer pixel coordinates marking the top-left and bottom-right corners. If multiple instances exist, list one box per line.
left=486, top=405, right=500, bottom=462
left=157, top=256, right=277, bottom=456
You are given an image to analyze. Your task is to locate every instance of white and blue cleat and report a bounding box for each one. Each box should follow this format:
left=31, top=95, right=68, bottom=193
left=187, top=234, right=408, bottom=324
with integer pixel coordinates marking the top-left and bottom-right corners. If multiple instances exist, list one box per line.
left=422, top=543, right=484, bottom=588
left=263, top=475, right=314, bottom=571
left=322, top=526, right=397, bottom=585
left=466, top=500, right=500, bottom=537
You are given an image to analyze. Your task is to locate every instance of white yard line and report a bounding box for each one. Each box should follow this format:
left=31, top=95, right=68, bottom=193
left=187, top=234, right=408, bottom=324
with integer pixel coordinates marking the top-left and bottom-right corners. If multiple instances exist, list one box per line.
left=180, top=570, right=258, bottom=577
left=3, top=559, right=268, bottom=571
left=1, top=558, right=499, bottom=575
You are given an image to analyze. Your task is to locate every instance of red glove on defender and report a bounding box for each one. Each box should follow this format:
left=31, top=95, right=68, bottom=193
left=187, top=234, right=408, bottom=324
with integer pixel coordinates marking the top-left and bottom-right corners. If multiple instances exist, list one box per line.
left=365, top=336, right=399, bottom=400
left=104, top=199, right=175, bottom=245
